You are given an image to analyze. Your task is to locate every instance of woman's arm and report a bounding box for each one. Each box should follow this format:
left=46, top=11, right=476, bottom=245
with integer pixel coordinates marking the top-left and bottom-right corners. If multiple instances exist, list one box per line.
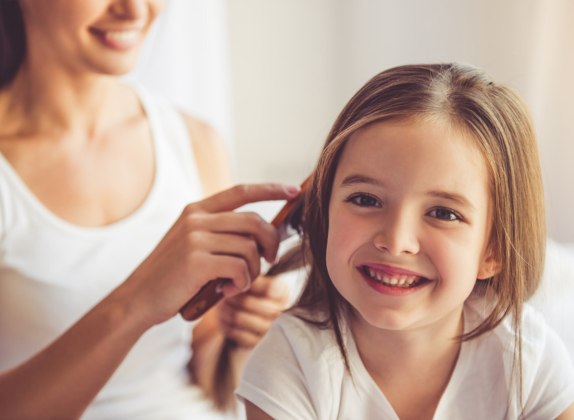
left=0, top=180, right=295, bottom=419
left=0, top=286, right=149, bottom=419
left=557, top=403, right=574, bottom=420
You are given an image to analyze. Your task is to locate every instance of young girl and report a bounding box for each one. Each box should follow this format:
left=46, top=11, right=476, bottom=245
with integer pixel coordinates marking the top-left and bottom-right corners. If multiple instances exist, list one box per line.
left=237, top=63, right=574, bottom=419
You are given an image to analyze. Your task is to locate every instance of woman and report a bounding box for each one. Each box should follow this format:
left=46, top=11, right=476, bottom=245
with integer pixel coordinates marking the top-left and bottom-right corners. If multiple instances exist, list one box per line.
left=0, top=1, right=295, bottom=418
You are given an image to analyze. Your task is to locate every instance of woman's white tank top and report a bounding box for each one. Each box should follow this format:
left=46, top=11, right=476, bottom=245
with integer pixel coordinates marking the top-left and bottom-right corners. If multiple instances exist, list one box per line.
left=0, top=86, right=228, bottom=418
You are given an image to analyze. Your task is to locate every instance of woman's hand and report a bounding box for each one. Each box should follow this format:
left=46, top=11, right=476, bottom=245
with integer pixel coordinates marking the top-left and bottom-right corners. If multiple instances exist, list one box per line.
left=123, top=183, right=299, bottom=327
left=217, top=274, right=290, bottom=348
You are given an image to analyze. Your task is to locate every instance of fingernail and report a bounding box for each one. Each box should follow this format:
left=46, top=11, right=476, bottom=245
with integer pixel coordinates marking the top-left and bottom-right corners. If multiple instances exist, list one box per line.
left=242, top=280, right=251, bottom=292
left=284, top=185, right=301, bottom=197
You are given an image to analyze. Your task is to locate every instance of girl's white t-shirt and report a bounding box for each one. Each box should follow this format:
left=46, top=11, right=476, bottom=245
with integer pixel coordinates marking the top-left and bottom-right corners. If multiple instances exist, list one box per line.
left=0, top=85, right=231, bottom=419
left=237, top=299, right=574, bottom=420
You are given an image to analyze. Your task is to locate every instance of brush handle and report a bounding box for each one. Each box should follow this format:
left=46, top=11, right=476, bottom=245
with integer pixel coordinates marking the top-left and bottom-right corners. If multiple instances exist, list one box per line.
left=180, top=279, right=225, bottom=321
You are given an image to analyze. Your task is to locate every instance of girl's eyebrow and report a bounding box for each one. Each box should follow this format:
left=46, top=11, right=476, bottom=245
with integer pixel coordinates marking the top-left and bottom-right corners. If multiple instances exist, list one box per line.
left=427, top=190, right=475, bottom=211
left=340, top=174, right=385, bottom=187
left=341, top=174, right=476, bottom=211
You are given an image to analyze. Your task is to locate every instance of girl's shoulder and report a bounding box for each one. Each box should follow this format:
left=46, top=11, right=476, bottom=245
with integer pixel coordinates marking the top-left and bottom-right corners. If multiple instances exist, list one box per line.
left=271, top=311, right=344, bottom=363
left=238, top=312, right=349, bottom=419
left=464, top=296, right=550, bottom=341
left=464, top=298, right=574, bottom=414
left=465, top=298, right=563, bottom=357
left=463, top=298, right=572, bottom=383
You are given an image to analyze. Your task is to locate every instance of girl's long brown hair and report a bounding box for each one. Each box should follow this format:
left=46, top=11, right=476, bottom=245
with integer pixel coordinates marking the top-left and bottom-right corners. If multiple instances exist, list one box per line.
left=292, top=63, right=545, bottom=401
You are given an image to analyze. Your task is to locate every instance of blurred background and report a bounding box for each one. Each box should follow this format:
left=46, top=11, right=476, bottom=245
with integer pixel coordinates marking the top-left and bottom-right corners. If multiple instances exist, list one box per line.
left=129, top=0, right=574, bottom=243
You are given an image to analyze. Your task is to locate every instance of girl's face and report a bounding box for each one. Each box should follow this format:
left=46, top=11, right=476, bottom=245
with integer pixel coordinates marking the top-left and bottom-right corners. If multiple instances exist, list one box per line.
left=19, top=0, right=164, bottom=76
left=326, top=118, right=498, bottom=336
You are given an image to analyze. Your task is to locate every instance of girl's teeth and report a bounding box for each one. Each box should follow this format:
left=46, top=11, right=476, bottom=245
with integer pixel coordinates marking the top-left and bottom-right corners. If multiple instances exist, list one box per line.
left=367, top=268, right=418, bottom=288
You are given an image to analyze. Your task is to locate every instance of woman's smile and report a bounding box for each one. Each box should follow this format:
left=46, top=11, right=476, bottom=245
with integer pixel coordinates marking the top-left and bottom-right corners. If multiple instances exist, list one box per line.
left=89, top=27, right=144, bottom=50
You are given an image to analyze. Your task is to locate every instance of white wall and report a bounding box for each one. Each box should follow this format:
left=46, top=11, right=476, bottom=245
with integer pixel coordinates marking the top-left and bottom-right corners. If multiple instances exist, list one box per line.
left=227, top=0, right=574, bottom=241
left=227, top=0, right=343, bottom=185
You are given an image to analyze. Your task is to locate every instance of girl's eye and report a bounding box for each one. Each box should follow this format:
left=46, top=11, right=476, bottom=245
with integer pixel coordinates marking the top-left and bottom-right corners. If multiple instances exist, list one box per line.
left=346, top=193, right=381, bottom=208
left=427, top=207, right=461, bottom=222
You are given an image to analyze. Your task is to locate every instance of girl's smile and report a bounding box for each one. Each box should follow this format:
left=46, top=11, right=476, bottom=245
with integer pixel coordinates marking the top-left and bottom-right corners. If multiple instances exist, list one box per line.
left=358, top=263, right=432, bottom=296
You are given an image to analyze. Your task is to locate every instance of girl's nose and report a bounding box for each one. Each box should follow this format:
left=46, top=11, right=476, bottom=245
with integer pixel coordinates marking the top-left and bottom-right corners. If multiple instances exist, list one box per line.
left=373, top=211, right=420, bottom=256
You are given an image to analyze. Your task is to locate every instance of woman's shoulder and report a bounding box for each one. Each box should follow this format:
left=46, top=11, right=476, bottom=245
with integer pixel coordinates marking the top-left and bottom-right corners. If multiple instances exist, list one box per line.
left=125, top=82, right=222, bottom=147
left=179, top=113, right=231, bottom=195
left=126, top=82, right=231, bottom=195
left=124, top=81, right=224, bottom=147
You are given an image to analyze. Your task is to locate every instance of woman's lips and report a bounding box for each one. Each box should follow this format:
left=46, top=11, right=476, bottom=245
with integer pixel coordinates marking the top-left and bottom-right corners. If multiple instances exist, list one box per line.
left=90, top=27, right=143, bottom=50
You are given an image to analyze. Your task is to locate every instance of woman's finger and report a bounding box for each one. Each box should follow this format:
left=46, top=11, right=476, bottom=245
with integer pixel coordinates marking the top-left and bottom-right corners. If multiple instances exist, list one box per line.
left=245, top=275, right=291, bottom=300
left=190, top=183, right=300, bottom=213
left=223, top=292, right=286, bottom=320
left=218, top=303, right=277, bottom=349
left=182, top=211, right=281, bottom=263
left=184, top=231, right=262, bottom=279
left=219, top=323, right=261, bottom=349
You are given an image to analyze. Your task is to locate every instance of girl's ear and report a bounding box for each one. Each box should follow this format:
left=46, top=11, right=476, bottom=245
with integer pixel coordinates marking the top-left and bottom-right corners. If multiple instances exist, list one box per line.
left=477, top=248, right=501, bottom=281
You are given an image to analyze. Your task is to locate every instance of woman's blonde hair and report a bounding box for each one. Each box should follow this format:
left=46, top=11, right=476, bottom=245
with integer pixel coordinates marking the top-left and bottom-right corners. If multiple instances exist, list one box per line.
left=293, top=64, right=546, bottom=386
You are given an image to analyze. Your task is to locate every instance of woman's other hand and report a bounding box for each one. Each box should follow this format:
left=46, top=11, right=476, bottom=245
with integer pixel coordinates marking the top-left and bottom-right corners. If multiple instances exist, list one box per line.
left=217, top=274, right=290, bottom=348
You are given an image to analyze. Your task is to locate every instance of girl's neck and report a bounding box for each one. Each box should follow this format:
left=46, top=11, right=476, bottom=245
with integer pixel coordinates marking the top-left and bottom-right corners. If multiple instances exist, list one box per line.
left=0, top=62, right=133, bottom=141
left=349, top=308, right=464, bottom=419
